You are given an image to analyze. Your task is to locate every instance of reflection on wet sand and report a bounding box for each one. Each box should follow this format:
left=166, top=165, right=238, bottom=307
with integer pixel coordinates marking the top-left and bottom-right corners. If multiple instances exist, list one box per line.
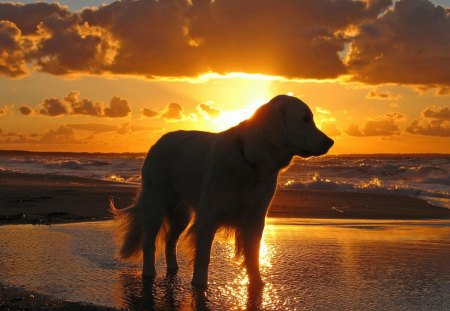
left=1, top=220, right=450, bottom=310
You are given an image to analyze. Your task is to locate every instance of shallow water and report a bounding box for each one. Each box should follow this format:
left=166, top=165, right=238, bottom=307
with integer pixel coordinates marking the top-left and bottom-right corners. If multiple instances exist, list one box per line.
left=1, top=219, right=450, bottom=310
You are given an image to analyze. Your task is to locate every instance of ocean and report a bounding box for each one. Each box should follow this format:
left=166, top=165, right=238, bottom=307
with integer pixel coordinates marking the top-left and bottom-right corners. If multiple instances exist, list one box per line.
left=0, top=151, right=448, bottom=209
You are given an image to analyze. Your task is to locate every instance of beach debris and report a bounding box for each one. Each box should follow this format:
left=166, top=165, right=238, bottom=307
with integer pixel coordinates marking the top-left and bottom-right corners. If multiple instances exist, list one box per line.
left=332, top=206, right=345, bottom=213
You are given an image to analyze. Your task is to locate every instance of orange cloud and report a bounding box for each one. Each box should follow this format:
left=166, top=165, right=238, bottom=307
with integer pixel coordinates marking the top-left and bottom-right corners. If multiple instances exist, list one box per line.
left=141, top=108, right=160, bottom=118
left=406, top=105, right=450, bottom=137
left=161, top=103, right=185, bottom=121
left=0, top=20, right=27, bottom=77
left=0, top=0, right=394, bottom=81
left=347, top=0, right=450, bottom=86
left=366, top=90, right=401, bottom=100
left=422, top=106, right=450, bottom=121
left=0, top=104, right=13, bottom=116
left=2, top=0, right=448, bottom=89
left=0, top=125, right=85, bottom=144
left=347, top=113, right=404, bottom=136
left=198, top=103, right=221, bottom=119
left=35, top=91, right=131, bottom=118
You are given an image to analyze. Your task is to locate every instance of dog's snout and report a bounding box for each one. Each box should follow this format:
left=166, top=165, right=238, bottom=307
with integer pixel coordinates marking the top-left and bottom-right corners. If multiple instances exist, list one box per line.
left=326, top=137, right=334, bottom=149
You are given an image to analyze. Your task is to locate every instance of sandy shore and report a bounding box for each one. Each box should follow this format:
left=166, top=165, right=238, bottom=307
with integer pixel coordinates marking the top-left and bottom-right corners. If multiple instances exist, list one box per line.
left=1, top=171, right=449, bottom=310
left=1, top=171, right=449, bottom=226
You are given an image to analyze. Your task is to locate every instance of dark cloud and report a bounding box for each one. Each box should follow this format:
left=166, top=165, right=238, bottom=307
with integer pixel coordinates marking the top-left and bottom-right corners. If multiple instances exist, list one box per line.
left=103, top=96, right=131, bottom=118
left=0, top=0, right=396, bottom=81
left=38, top=97, right=69, bottom=116
left=366, top=90, right=401, bottom=100
left=35, top=91, right=131, bottom=117
left=198, top=103, right=221, bottom=118
left=161, top=103, right=185, bottom=121
left=0, top=2, right=69, bottom=35
left=347, top=0, right=450, bottom=86
left=2, top=0, right=447, bottom=87
left=346, top=113, right=404, bottom=136
left=19, top=105, right=32, bottom=115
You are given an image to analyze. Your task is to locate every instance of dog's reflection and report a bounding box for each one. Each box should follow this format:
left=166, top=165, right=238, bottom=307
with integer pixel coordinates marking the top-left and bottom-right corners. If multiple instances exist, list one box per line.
left=116, top=270, right=264, bottom=310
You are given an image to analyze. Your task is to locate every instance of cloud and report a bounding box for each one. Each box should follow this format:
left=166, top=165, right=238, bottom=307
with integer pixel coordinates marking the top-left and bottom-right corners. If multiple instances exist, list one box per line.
left=2, top=0, right=447, bottom=88
left=0, top=104, right=13, bottom=116
left=66, top=123, right=116, bottom=133
left=198, top=103, right=221, bottom=119
left=141, top=108, right=160, bottom=118
left=422, top=106, right=450, bottom=121
left=35, top=91, right=131, bottom=117
left=406, top=119, right=450, bottom=137
left=0, top=2, right=69, bottom=35
left=0, top=20, right=28, bottom=77
left=161, top=103, right=185, bottom=121
left=116, top=122, right=155, bottom=135
left=366, top=90, right=401, bottom=100
left=0, top=0, right=395, bottom=81
left=103, top=96, right=131, bottom=118
left=406, top=105, right=450, bottom=137
left=0, top=125, right=85, bottom=144
left=347, top=0, right=450, bottom=86
left=346, top=112, right=404, bottom=136
left=19, top=105, right=32, bottom=115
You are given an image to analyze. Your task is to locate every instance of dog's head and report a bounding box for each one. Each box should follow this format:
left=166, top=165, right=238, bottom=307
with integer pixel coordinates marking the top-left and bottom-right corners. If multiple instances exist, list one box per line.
left=250, top=95, right=334, bottom=158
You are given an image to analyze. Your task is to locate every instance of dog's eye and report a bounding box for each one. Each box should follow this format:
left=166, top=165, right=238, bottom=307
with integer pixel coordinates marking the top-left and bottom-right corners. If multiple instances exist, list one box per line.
left=302, top=115, right=311, bottom=123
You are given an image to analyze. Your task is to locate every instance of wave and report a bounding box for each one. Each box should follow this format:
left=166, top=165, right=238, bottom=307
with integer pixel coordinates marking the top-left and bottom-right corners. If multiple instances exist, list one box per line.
left=282, top=174, right=450, bottom=209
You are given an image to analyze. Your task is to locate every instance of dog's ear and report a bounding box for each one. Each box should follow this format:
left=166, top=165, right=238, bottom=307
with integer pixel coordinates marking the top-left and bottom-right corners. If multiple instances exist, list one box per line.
left=250, top=99, right=286, bottom=148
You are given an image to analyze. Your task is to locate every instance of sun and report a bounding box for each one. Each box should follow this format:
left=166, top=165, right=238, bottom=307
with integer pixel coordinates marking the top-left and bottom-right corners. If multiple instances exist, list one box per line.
left=211, top=97, right=270, bottom=131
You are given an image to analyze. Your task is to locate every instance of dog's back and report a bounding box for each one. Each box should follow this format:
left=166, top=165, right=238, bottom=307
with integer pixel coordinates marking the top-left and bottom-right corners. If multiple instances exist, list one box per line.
left=142, top=130, right=217, bottom=206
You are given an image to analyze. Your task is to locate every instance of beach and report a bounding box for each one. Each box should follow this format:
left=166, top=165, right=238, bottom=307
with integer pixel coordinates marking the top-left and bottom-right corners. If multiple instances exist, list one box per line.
left=1, top=171, right=449, bottom=226
left=1, top=170, right=450, bottom=310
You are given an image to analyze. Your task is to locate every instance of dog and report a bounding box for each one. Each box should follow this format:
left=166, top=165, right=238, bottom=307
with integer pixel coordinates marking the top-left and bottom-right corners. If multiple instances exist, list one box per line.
left=112, top=95, right=334, bottom=288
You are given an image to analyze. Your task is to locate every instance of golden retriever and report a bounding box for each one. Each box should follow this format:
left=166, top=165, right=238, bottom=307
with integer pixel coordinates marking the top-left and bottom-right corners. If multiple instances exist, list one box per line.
left=112, top=95, right=334, bottom=288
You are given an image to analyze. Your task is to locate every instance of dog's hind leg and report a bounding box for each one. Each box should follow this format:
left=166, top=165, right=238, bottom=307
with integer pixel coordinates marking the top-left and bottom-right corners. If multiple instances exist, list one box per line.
left=165, top=204, right=191, bottom=275
left=140, top=186, right=168, bottom=278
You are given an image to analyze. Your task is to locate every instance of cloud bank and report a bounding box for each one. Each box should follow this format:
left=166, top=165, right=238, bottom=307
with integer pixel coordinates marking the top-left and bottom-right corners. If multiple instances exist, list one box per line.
left=25, top=91, right=131, bottom=117
left=1, top=0, right=447, bottom=87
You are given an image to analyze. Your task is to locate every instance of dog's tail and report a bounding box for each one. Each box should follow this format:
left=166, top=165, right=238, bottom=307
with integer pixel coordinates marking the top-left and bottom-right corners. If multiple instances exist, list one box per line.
left=110, top=190, right=144, bottom=261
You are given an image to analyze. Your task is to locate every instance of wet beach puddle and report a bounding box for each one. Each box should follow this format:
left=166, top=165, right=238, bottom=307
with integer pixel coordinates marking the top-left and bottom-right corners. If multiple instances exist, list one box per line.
left=1, top=219, right=450, bottom=310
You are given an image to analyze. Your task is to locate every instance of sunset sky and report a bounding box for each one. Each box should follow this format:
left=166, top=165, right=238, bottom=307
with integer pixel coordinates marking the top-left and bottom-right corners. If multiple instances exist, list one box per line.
left=0, top=0, right=449, bottom=153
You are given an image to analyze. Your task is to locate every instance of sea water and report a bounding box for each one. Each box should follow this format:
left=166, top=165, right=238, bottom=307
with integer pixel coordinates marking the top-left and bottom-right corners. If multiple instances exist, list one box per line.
left=0, top=219, right=449, bottom=310
left=0, top=151, right=449, bottom=208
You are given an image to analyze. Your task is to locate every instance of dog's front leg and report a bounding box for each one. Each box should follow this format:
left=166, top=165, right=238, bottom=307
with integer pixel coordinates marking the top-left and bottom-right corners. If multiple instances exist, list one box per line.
left=242, top=216, right=265, bottom=288
left=191, top=218, right=216, bottom=289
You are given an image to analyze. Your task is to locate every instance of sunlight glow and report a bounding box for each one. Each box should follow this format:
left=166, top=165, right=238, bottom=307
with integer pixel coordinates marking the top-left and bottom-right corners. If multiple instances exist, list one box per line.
left=211, top=97, right=269, bottom=131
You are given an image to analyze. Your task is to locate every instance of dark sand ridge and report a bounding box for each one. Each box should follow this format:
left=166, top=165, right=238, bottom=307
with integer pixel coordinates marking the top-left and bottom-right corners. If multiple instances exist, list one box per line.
left=1, top=171, right=450, bottom=310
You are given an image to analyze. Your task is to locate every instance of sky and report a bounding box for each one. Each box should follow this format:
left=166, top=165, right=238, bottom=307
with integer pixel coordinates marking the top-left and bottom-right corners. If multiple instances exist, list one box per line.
left=0, top=0, right=449, bottom=153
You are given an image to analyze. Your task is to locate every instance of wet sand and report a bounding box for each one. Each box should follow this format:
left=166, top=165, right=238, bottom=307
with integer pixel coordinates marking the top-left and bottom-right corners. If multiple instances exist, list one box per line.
left=1, top=171, right=450, bottom=310
left=1, top=171, right=449, bottom=226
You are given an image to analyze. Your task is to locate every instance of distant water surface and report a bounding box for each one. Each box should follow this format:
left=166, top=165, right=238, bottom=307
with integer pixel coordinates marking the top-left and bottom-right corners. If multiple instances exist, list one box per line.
left=0, top=219, right=450, bottom=310
left=0, top=151, right=448, bottom=208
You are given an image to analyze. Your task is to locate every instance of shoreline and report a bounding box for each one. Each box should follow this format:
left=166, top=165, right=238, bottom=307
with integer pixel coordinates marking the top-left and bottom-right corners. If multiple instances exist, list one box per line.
left=1, top=171, right=450, bottom=227
left=1, top=170, right=450, bottom=310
